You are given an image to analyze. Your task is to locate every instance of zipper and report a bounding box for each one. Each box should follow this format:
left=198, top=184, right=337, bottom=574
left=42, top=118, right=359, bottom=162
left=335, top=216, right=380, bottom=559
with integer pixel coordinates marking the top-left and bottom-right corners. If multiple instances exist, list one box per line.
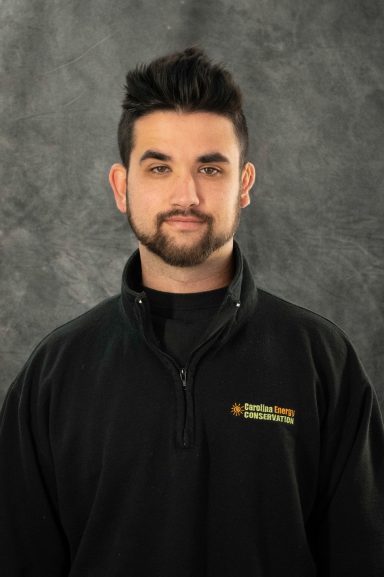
left=136, top=298, right=193, bottom=448
left=179, top=368, right=189, bottom=447
left=180, top=368, right=187, bottom=389
left=135, top=294, right=239, bottom=449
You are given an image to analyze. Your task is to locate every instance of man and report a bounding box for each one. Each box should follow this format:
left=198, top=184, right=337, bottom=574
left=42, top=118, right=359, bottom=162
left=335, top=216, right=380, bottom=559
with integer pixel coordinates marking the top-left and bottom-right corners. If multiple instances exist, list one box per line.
left=0, top=47, right=383, bottom=576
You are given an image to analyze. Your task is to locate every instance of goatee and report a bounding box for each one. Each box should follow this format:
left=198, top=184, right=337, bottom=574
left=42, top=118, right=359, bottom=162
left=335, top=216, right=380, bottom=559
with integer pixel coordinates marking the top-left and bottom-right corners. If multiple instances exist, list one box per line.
left=127, top=205, right=240, bottom=268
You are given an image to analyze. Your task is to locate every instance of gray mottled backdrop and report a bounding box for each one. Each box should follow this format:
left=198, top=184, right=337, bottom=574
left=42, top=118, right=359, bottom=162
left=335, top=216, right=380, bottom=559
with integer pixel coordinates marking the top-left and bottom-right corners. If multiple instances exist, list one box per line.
left=1, top=0, right=383, bottom=408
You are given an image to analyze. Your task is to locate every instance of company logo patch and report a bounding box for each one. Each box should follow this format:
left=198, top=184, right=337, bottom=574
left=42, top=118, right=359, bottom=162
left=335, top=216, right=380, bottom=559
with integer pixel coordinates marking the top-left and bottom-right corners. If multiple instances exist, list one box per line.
left=231, top=402, right=296, bottom=425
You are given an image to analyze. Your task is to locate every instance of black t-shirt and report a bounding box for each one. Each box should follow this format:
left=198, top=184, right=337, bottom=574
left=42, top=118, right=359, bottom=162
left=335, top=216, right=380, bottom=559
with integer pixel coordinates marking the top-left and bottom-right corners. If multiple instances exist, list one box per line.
left=144, top=286, right=227, bottom=367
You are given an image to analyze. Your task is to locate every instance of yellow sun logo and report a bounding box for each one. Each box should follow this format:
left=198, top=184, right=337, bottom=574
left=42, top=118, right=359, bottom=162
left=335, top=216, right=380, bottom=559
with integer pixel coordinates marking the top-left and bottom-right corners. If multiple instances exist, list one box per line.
left=231, top=403, right=244, bottom=417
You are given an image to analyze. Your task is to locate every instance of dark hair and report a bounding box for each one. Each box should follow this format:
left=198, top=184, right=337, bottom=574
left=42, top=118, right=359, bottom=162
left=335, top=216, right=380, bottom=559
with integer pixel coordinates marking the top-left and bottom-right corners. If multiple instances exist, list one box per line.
left=118, top=47, right=249, bottom=169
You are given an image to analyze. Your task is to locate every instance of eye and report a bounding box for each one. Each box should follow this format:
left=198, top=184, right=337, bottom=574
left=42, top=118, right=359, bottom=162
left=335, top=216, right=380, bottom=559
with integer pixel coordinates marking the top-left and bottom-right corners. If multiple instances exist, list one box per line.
left=150, top=165, right=170, bottom=174
left=200, top=166, right=221, bottom=176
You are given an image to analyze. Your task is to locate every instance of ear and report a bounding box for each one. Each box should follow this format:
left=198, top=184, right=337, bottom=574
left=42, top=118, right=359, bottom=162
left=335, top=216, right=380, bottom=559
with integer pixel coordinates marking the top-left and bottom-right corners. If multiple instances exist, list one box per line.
left=239, top=162, right=256, bottom=208
left=109, top=163, right=128, bottom=213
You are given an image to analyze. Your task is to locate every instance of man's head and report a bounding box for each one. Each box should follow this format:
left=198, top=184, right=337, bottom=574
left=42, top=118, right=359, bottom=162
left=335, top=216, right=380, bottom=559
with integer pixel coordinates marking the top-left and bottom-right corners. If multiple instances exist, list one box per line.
left=110, top=48, right=256, bottom=269
left=117, top=46, right=249, bottom=171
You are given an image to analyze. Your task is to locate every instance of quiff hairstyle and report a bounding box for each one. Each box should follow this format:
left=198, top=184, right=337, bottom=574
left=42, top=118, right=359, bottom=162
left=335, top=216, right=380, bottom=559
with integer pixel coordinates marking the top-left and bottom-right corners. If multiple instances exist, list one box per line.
left=117, top=47, right=249, bottom=169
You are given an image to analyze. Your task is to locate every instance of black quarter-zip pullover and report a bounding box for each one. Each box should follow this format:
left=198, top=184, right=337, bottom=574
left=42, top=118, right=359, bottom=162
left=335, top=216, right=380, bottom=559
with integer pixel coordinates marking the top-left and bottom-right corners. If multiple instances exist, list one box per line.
left=1, top=241, right=384, bottom=576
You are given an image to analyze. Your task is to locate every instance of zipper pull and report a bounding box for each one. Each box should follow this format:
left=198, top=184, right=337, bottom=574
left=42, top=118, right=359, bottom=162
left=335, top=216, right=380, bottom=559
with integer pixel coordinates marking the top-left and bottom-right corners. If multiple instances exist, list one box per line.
left=180, top=368, right=187, bottom=389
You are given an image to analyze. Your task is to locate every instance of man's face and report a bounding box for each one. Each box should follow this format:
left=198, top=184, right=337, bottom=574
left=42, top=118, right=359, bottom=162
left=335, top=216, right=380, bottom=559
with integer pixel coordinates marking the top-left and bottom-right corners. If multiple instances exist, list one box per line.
left=112, top=110, right=254, bottom=267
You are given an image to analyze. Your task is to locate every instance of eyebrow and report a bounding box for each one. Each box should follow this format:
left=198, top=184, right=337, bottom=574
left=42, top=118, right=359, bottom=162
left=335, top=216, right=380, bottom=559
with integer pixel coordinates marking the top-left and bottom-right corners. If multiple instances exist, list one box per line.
left=139, top=149, right=231, bottom=164
left=139, top=150, right=171, bottom=164
left=198, top=152, right=230, bottom=164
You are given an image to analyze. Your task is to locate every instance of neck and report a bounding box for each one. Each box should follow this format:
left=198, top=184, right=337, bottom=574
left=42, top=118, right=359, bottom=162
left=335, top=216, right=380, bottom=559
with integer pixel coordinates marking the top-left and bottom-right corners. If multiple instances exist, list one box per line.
left=139, top=240, right=235, bottom=294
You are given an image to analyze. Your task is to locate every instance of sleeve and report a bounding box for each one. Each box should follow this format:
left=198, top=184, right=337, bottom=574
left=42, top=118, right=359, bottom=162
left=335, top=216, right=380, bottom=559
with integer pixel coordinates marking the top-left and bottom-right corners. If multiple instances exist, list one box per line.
left=308, top=341, right=384, bottom=576
left=0, top=366, right=70, bottom=576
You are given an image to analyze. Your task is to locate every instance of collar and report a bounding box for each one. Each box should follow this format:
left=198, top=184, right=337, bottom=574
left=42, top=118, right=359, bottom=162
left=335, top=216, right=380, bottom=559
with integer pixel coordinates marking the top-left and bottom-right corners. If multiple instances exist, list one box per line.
left=120, top=240, right=258, bottom=333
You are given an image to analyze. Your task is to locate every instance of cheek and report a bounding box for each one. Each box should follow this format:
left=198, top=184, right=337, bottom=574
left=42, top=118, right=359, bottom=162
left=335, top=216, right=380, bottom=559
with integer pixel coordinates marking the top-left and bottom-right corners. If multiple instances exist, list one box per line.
left=128, top=178, right=164, bottom=206
left=127, top=189, right=162, bottom=227
left=213, top=187, right=241, bottom=218
left=127, top=192, right=145, bottom=218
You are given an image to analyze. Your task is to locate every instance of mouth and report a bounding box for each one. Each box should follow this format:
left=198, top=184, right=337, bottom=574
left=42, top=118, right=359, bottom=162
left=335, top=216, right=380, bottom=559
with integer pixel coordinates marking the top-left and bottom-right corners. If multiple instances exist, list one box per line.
left=163, top=216, right=207, bottom=231
left=165, top=217, right=204, bottom=223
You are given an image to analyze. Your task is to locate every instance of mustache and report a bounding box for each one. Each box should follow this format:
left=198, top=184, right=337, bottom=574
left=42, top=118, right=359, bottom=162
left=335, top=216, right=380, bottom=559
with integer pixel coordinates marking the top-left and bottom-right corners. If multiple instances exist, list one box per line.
left=157, top=208, right=213, bottom=225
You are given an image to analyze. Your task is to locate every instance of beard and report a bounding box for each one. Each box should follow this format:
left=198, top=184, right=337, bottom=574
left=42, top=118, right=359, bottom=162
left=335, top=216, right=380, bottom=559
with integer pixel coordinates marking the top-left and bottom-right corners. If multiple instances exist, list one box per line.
left=126, top=193, right=241, bottom=268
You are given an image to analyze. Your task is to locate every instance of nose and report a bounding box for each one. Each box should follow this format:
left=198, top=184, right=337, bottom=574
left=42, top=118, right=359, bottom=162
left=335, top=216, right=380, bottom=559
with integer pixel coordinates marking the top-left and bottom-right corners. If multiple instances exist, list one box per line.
left=169, top=172, right=200, bottom=208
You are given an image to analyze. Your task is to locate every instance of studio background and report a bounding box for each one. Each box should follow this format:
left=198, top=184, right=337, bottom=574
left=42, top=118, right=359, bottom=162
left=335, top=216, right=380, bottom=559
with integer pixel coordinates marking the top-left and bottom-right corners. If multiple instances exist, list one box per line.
left=1, top=0, right=383, bottom=409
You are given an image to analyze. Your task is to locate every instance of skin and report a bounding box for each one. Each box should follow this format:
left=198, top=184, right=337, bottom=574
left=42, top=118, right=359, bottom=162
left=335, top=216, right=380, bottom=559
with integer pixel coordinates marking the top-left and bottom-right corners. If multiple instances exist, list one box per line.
left=109, top=110, right=256, bottom=293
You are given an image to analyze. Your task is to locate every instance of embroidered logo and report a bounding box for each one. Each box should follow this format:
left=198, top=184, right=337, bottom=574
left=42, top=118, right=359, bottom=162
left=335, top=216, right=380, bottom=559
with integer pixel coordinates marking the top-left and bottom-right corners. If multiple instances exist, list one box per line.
left=230, top=403, right=244, bottom=417
left=230, top=402, right=296, bottom=425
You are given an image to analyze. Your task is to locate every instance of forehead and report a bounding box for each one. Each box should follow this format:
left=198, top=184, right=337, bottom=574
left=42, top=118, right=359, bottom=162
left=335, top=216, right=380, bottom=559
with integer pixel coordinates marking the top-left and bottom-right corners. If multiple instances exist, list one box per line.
left=131, top=110, right=240, bottom=160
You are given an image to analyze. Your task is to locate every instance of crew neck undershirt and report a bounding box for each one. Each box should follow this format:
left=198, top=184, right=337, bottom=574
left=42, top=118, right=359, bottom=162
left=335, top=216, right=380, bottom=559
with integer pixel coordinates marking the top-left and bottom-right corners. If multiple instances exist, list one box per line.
left=143, top=286, right=228, bottom=367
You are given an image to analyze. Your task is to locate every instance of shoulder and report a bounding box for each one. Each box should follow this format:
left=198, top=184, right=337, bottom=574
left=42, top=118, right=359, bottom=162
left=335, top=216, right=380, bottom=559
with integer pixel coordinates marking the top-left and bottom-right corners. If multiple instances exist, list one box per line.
left=253, top=288, right=361, bottom=371
left=240, top=251, right=350, bottom=352
left=249, top=290, right=375, bottom=415
left=13, top=295, right=124, bottom=384
left=256, top=288, right=345, bottom=336
left=40, top=294, right=122, bottom=346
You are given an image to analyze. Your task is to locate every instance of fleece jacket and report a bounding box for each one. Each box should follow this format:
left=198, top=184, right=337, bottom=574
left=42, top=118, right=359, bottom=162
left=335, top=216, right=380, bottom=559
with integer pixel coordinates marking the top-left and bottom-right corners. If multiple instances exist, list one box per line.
left=1, top=241, right=384, bottom=576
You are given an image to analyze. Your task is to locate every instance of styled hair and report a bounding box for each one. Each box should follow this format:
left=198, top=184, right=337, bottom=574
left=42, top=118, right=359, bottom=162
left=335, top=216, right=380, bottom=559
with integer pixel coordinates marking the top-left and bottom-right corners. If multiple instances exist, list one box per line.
left=118, top=47, right=249, bottom=169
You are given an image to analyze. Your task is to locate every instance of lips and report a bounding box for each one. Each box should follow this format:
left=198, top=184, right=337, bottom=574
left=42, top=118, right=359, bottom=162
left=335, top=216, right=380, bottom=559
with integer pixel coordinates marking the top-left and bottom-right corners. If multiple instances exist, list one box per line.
left=165, top=217, right=204, bottom=223
left=162, top=215, right=208, bottom=231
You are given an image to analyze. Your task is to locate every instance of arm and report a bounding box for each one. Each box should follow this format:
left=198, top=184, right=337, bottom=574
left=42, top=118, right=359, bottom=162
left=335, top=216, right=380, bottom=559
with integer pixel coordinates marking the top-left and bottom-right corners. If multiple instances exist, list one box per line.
left=308, top=344, right=384, bottom=576
left=0, top=369, right=70, bottom=576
